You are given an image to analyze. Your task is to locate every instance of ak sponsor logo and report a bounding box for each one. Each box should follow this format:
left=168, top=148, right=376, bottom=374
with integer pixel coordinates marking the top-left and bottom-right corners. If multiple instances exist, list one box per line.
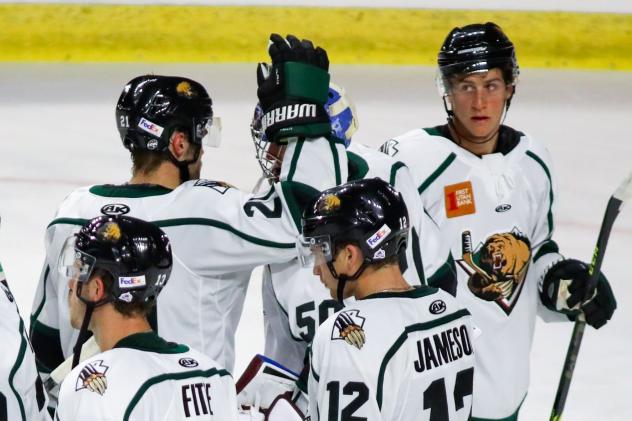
left=366, top=224, right=392, bottom=249
left=261, top=104, right=317, bottom=131
left=495, top=204, right=512, bottom=213
left=331, top=310, right=366, bottom=350
left=429, top=299, right=446, bottom=315
left=76, top=360, right=109, bottom=395
left=444, top=181, right=476, bottom=218
left=138, top=117, right=164, bottom=137
left=179, top=357, right=199, bottom=368
left=100, top=203, right=130, bottom=216
left=118, top=275, right=146, bottom=289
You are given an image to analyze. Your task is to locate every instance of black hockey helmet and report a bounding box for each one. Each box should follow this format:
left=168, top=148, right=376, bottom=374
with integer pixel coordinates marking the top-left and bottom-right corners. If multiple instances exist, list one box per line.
left=115, top=75, right=215, bottom=152
left=299, top=178, right=409, bottom=278
left=59, top=215, right=172, bottom=306
left=437, top=22, right=519, bottom=90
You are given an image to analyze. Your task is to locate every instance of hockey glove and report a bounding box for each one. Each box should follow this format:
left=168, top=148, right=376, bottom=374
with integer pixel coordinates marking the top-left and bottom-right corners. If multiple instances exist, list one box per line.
left=540, top=259, right=616, bottom=329
left=257, top=33, right=331, bottom=143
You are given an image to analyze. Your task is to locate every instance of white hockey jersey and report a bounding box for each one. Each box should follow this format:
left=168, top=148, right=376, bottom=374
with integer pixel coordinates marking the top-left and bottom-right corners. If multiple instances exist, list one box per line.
left=56, top=332, right=238, bottom=421
left=382, top=126, right=564, bottom=420
left=0, top=263, right=50, bottom=421
left=262, top=143, right=453, bottom=372
left=30, top=137, right=348, bottom=376
left=308, top=287, right=475, bottom=421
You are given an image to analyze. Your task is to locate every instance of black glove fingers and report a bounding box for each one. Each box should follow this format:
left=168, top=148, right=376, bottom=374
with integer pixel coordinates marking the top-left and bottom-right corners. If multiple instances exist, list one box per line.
left=315, top=46, right=329, bottom=70
left=269, top=33, right=291, bottom=62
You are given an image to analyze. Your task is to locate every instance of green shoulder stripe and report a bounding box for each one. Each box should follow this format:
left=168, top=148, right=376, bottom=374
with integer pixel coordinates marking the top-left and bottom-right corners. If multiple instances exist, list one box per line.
left=30, top=265, right=50, bottom=327
left=47, top=217, right=88, bottom=228
left=376, top=308, right=471, bottom=408
left=418, top=153, right=456, bottom=195
left=9, top=318, right=27, bottom=420
left=347, top=151, right=369, bottom=182
left=123, top=368, right=231, bottom=421
left=280, top=181, right=320, bottom=232
left=526, top=150, right=554, bottom=237
left=286, top=138, right=305, bottom=182
left=328, top=137, right=342, bottom=185
left=423, top=127, right=442, bottom=137
left=389, top=161, right=406, bottom=186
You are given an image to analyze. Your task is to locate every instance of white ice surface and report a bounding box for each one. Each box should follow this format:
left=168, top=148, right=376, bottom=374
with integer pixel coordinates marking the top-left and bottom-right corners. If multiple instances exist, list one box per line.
left=1, top=64, right=631, bottom=420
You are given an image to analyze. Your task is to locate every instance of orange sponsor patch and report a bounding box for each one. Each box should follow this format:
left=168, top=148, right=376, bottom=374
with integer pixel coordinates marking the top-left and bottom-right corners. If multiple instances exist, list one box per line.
left=444, top=181, right=476, bottom=218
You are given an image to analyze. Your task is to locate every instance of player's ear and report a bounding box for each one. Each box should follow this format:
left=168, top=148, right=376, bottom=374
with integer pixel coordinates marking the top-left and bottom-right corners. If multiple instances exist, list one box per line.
left=169, top=130, right=188, bottom=158
left=91, top=275, right=107, bottom=301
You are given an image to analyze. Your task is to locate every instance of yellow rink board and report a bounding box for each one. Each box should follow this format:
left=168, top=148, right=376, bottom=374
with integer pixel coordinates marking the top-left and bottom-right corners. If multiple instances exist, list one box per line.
left=1, top=4, right=631, bottom=69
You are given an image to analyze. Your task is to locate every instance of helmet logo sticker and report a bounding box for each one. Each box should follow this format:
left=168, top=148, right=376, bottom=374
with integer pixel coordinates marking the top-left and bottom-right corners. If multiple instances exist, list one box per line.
left=373, top=249, right=386, bottom=260
left=100, top=204, right=130, bottom=216
left=97, top=222, right=121, bottom=242
left=366, top=224, right=392, bottom=249
left=331, top=310, right=366, bottom=350
left=147, top=139, right=159, bottom=150
left=317, top=194, right=341, bottom=214
left=75, top=360, right=109, bottom=395
left=118, top=292, right=133, bottom=303
left=176, top=81, right=196, bottom=98
left=138, top=117, right=164, bottom=137
left=118, top=275, right=146, bottom=289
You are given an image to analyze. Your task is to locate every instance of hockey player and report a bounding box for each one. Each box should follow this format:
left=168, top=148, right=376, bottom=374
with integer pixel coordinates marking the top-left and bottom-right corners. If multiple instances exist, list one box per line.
left=380, top=22, right=617, bottom=420
left=30, top=32, right=347, bottom=390
left=0, top=260, right=50, bottom=421
left=55, top=215, right=239, bottom=420
left=253, top=83, right=453, bottom=374
left=300, top=178, right=475, bottom=421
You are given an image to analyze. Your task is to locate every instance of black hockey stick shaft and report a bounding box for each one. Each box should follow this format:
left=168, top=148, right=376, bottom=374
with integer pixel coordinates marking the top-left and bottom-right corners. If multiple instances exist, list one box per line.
left=550, top=172, right=632, bottom=420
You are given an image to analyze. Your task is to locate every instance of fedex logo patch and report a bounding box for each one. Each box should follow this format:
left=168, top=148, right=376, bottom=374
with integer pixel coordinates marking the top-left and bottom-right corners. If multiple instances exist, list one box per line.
left=366, top=224, right=391, bottom=249
left=118, top=275, right=146, bottom=289
left=444, top=181, right=476, bottom=218
left=138, top=118, right=164, bottom=137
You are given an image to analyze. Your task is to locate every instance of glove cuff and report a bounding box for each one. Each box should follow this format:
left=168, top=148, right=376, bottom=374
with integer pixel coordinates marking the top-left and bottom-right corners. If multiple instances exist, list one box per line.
left=262, top=101, right=330, bottom=143
left=283, top=62, right=330, bottom=104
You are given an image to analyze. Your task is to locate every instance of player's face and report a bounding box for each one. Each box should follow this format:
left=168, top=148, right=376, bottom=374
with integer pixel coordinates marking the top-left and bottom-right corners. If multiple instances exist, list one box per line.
left=313, top=249, right=354, bottom=300
left=449, top=68, right=512, bottom=142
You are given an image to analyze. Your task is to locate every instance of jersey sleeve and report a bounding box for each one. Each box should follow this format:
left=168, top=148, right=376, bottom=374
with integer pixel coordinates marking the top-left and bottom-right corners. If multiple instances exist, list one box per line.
left=1, top=266, right=50, bottom=421
left=190, top=136, right=347, bottom=275
left=30, top=222, right=73, bottom=384
left=523, top=140, right=567, bottom=321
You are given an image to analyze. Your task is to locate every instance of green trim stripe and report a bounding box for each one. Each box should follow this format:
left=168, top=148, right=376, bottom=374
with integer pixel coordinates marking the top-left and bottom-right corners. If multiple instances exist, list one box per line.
left=533, top=239, right=560, bottom=262
left=154, top=218, right=294, bottom=248
left=526, top=150, right=554, bottom=237
left=411, top=227, right=426, bottom=285
left=123, top=368, right=231, bottom=421
left=328, top=138, right=342, bottom=186
left=376, top=308, right=471, bottom=408
left=8, top=319, right=27, bottom=421
left=30, top=265, right=50, bottom=328
left=49, top=216, right=294, bottom=248
left=389, top=161, right=406, bottom=186
left=1, top=5, right=631, bottom=70
left=287, top=138, right=305, bottom=182
left=418, top=153, right=457, bottom=194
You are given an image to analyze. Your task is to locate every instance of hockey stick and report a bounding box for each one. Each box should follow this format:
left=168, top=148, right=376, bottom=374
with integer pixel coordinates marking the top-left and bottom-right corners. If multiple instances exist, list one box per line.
left=550, top=171, right=632, bottom=421
left=461, top=230, right=493, bottom=282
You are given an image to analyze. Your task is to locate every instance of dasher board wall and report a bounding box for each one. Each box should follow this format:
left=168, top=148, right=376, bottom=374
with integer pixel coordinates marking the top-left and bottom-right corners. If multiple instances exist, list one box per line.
left=1, top=0, right=631, bottom=69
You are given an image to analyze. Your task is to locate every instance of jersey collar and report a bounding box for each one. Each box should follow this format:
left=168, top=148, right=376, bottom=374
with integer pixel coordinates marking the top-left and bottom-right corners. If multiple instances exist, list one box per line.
left=114, top=331, right=189, bottom=354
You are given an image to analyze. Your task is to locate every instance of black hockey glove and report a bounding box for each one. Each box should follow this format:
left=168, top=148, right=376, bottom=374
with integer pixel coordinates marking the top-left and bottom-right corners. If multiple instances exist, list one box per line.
left=540, top=259, right=616, bottom=329
left=257, top=33, right=331, bottom=143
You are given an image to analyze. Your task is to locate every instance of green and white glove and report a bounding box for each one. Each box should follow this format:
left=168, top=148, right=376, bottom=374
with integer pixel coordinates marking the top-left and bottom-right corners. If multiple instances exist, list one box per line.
left=257, top=33, right=331, bottom=143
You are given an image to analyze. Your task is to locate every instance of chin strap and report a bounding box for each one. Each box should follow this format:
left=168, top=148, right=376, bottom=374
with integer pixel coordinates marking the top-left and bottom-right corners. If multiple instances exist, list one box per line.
left=327, top=260, right=371, bottom=304
left=72, top=304, right=95, bottom=368
left=167, top=144, right=201, bottom=183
